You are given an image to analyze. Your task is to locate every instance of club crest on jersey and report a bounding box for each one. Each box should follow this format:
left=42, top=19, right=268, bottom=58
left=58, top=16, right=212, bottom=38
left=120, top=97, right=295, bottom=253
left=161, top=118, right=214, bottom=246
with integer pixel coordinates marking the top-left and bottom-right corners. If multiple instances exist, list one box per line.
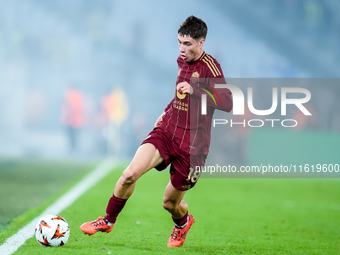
left=191, top=71, right=200, bottom=83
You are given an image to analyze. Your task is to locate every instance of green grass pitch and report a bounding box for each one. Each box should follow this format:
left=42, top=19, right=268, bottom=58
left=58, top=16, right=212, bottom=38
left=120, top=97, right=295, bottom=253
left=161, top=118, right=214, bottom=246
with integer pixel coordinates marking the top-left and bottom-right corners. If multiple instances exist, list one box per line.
left=2, top=163, right=340, bottom=254
left=0, top=159, right=96, bottom=232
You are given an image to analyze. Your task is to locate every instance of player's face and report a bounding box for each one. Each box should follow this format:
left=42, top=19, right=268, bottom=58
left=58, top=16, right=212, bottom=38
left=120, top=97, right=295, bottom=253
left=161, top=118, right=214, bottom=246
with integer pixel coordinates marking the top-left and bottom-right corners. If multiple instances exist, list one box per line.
left=178, top=34, right=205, bottom=62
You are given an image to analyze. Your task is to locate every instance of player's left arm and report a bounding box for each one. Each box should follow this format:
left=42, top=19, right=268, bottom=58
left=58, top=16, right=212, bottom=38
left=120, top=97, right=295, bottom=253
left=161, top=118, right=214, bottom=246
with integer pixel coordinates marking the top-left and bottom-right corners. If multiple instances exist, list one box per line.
left=187, top=75, right=233, bottom=112
left=191, top=57, right=232, bottom=112
left=176, top=78, right=232, bottom=112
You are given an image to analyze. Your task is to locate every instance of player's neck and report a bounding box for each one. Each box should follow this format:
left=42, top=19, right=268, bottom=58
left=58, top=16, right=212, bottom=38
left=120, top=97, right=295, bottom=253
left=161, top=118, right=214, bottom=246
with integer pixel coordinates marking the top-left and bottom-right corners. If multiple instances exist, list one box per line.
left=186, top=50, right=204, bottom=64
left=193, top=50, right=204, bottom=62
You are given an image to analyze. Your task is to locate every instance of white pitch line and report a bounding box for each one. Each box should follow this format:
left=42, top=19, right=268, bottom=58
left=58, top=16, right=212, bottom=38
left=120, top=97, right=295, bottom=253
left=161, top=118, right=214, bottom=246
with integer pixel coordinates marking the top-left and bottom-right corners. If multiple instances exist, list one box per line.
left=0, top=158, right=117, bottom=255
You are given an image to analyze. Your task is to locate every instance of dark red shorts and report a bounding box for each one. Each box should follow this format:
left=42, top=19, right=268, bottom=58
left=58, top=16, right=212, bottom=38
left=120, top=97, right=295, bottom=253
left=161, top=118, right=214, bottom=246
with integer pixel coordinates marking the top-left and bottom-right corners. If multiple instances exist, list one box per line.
left=141, top=128, right=206, bottom=191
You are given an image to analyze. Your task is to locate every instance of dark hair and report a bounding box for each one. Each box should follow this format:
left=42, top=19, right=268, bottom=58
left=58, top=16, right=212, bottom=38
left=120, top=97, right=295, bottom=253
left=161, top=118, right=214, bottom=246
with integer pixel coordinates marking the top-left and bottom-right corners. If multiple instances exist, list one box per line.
left=178, top=15, right=207, bottom=40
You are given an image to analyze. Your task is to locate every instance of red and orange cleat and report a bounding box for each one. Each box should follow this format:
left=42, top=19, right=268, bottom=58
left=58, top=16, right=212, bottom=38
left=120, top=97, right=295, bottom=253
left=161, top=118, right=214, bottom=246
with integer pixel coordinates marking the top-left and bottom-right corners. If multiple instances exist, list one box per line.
left=80, top=217, right=113, bottom=235
left=167, top=214, right=195, bottom=247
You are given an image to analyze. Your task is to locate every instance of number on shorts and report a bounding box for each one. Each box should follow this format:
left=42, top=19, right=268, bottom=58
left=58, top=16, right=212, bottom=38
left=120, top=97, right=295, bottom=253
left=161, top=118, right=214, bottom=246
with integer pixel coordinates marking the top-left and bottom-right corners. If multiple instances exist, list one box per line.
left=186, top=167, right=201, bottom=183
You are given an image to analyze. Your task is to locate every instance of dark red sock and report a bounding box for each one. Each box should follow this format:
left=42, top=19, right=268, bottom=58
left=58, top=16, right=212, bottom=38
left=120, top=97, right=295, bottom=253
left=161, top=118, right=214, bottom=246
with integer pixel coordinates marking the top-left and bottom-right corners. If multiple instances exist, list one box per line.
left=105, top=194, right=127, bottom=224
left=172, top=211, right=188, bottom=228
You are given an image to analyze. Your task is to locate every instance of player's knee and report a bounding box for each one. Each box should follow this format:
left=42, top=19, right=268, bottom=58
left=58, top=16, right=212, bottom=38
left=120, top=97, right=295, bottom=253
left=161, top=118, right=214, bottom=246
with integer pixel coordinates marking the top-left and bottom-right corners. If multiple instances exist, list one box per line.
left=162, top=199, right=176, bottom=212
left=120, top=168, right=138, bottom=185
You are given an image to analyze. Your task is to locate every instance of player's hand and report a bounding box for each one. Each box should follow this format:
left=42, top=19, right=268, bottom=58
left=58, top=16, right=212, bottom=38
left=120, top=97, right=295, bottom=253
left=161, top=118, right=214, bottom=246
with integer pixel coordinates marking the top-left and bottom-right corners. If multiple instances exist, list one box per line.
left=177, top=82, right=193, bottom=95
left=154, top=112, right=166, bottom=127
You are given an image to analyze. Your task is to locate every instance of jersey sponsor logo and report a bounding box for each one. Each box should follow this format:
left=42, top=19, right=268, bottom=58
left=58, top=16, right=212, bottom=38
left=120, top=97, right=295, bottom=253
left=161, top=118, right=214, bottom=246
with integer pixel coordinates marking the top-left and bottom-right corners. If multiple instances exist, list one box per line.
left=173, top=100, right=188, bottom=111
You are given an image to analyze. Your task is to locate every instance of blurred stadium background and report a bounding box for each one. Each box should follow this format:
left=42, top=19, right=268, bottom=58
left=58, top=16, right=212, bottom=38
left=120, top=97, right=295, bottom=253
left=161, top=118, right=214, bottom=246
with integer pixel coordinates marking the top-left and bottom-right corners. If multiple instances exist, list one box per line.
left=1, top=0, right=340, bottom=164
left=1, top=0, right=340, bottom=251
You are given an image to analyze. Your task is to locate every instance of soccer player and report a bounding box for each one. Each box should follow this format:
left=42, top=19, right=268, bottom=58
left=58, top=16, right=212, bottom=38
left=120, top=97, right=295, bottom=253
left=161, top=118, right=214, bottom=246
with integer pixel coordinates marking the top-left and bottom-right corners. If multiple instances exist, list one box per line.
left=80, top=15, right=233, bottom=247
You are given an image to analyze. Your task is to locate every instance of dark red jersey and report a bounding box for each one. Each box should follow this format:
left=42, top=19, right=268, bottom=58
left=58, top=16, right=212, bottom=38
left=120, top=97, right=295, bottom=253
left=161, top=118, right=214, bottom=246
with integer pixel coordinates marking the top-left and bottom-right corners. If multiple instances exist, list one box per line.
left=157, top=52, right=232, bottom=155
